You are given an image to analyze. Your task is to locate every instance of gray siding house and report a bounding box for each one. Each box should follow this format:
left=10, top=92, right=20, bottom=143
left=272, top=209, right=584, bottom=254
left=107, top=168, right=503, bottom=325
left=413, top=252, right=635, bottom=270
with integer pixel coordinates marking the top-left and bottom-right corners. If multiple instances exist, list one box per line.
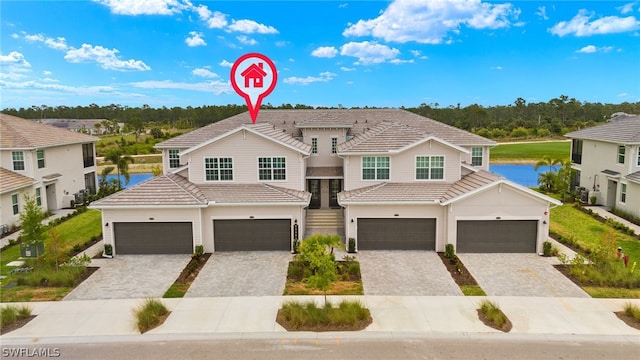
left=92, top=109, right=559, bottom=255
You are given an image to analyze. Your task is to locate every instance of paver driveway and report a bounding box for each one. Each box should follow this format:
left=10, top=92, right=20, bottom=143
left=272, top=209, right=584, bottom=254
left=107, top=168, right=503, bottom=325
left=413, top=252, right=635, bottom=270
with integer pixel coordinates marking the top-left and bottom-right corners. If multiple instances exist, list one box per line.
left=457, top=253, right=589, bottom=298
left=357, top=251, right=462, bottom=296
left=185, top=252, right=292, bottom=297
left=64, top=255, right=190, bottom=300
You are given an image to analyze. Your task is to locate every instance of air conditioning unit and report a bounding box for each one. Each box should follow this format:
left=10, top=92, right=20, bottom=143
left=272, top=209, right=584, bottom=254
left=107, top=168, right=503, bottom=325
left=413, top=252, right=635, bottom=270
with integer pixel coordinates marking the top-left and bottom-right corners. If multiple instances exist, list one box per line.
left=62, top=195, right=75, bottom=208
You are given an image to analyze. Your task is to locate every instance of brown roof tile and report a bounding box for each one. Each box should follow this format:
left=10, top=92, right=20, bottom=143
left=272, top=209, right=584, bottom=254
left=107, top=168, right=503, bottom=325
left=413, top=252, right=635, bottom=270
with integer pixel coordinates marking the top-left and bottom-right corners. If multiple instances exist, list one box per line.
left=337, top=122, right=428, bottom=153
left=565, top=114, right=640, bottom=144
left=0, top=113, right=98, bottom=149
left=0, top=167, right=36, bottom=194
left=339, top=182, right=452, bottom=203
left=201, top=183, right=310, bottom=204
left=440, top=170, right=503, bottom=202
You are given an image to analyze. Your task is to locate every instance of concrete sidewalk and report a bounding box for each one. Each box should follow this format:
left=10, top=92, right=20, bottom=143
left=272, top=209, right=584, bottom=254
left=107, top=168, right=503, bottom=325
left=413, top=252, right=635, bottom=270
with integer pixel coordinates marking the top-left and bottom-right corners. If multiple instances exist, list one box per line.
left=587, top=206, right=640, bottom=236
left=1, top=296, right=638, bottom=345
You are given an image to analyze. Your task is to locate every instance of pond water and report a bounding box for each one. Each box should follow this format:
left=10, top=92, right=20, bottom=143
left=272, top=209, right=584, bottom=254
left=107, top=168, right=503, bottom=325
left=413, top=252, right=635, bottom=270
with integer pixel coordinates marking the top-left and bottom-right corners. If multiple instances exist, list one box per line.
left=106, top=173, right=154, bottom=188
left=489, top=164, right=560, bottom=187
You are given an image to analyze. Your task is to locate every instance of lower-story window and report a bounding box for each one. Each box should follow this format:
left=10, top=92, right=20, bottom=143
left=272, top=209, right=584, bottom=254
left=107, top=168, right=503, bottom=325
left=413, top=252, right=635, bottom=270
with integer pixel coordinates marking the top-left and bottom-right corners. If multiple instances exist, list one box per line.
left=12, top=194, right=19, bottom=215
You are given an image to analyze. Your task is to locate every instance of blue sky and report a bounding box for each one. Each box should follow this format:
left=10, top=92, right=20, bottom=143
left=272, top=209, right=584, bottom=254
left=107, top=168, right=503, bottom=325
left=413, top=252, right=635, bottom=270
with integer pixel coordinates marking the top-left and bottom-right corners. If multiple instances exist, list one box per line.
left=1, top=0, right=639, bottom=110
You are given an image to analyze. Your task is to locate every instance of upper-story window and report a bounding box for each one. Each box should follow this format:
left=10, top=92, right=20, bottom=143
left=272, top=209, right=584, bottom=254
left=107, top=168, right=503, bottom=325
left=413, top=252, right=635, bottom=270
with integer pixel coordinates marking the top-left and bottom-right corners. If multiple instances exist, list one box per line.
left=311, top=138, right=318, bottom=154
left=637, top=148, right=640, bottom=166
left=258, top=157, right=286, bottom=180
left=571, top=139, right=583, bottom=164
left=621, top=183, right=627, bottom=203
left=416, top=156, right=444, bottom=180
left=471, top=147, right=483, bottom=166
left=12, top=152, right=25, bottom=171
left=331, top=137, right=338, bottom=154
left=169, top=149, right=180, bottom=168
left=37, top=150, right=45, bottom=169
left=618, top=145, right=625, bottom=164
left=82, top=143, right=95, bottom=168
left=12, top=194, right=19, bottom=215
left=205, top=157, right=233, bottom=181
left=362, top=156, right=389, bottom=180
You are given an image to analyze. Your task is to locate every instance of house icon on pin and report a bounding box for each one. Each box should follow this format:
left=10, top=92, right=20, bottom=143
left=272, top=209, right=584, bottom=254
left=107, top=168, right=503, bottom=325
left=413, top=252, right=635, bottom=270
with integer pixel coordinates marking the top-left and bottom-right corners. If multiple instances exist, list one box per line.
left=241, top=62, right=267, bottom=88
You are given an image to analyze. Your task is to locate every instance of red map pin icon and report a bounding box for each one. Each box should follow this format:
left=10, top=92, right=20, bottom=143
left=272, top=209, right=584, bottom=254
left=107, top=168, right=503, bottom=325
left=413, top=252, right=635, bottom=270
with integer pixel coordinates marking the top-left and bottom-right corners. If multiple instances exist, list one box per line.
left=230, top=53, right=277, bottom=123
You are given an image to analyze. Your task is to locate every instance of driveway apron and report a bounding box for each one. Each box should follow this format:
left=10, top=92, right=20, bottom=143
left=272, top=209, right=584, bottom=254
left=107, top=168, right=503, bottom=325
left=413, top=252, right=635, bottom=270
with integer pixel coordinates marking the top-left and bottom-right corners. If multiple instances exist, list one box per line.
left=357, top=251, right=462, bottom=296
left=185, top=252, right=292, bottom=297
left=63, top=255, right=191, bottom=300
left=457, top=253, right=589, bottom=297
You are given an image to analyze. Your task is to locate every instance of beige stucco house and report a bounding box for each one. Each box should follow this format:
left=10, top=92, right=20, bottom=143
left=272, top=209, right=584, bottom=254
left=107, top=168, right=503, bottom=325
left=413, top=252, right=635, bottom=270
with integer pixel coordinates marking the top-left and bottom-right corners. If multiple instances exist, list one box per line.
left=92, top=109, right=560, bottom=255
left=565, top=113, right=640, bottom=215
left=0, top=114, right=99, bottom=231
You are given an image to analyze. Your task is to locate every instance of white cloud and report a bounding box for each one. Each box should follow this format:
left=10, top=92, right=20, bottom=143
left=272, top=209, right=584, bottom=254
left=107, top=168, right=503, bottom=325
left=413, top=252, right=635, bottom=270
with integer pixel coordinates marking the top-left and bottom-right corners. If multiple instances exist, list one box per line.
left=185, top=31, right=206, bottom=47
left=0, top=51, right=30, bottom=66
left=20, top=32, right=69, bottom=51
left=311, top=46, right=338, bottom=58
left=192, top=68, right=218, bottom=78
left=576, top=45, right=614, bottom=53
left=550, top=9, right=640, bottom=36
left=43, top=70, right=52, bottom=76
left=284, top=72, right=336, bottom=85
left=275, top=41, right=288, bottom=47
left=339, top=3, right=348, bottom=9
left=219, top=59, right=233, bottom=67
left=0, top=51, right=31, bottom=80
left=64, top=44, right=151, bottom=71
left=617, top=2, right=636, bottom=14
left=389, top=58, right=414, bottom=64
left=340, top=66, right=356, bottom=71
left=93, top=0, right=187, bottom=15
left=410, top=50, right=429, bottom=59
left=343, top=0, right=520, bottom=44
left=194, top=4, right=212, bottom=20
left=0, top=79, right=117, bottom=95
left=130, top=79, right=232, bottom=95
left=205, top=11, right=228, bottom=29
left=536, top=6, right=549, bottom=20
left=340, top=41, right=400, bottom=65
left=227, top=19, right=278, bottom=34
left=490, top=65, right=503, bottom=70
left=236, top=35, right=257, bottom=45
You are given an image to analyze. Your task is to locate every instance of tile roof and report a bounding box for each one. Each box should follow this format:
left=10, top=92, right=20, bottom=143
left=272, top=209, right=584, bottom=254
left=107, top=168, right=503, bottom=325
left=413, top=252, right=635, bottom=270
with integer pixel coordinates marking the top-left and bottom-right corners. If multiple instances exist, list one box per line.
left=0, top=113, right=99, bottom=149
left=337, top=122, right=429, bottom=153
left=156, top=109, right=495, bottom=149
left=626, top=170, right=640, bottom=184
left=565, top=114, right=640, bottom=144
left=243, top=123, right=311, bottom=153
left=91, top=173, right=208, bottom=207
left=440, top=170, right=503, bottom=203
left=91, top=174, right=310, bottom=207
left=0, top=167, right=36, bottom=194
left=306, top=166, right=344, bottom=178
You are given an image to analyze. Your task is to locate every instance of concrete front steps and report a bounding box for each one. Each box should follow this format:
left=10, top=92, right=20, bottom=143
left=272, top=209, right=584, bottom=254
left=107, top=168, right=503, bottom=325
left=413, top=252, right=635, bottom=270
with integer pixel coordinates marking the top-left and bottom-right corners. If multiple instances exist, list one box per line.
left=304, top=208, right=345, bottom=238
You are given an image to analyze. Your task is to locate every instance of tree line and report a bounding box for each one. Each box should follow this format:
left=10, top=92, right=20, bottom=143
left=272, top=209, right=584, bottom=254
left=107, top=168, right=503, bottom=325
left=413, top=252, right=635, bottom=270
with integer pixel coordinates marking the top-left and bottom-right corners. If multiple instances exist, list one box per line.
left=2, top=96, right=639, bottom=139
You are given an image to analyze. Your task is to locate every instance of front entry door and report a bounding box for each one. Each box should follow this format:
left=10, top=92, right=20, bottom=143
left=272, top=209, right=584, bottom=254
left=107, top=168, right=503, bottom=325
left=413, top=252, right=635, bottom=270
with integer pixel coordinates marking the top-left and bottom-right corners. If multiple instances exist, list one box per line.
left=308, top=179, right=321, bottom=209
left=329, top=179, right=341, bottom=208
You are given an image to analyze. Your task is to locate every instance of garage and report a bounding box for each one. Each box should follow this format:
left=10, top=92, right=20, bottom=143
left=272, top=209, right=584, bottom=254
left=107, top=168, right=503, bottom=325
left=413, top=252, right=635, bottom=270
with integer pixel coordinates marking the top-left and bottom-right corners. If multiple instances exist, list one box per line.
left=457, top=220, right=538, bottom=253
left=113, top=222, right=193, bottom=255
left=213, top=219, right=291, bottom=251
left=357, top=218, right=436, bottom=250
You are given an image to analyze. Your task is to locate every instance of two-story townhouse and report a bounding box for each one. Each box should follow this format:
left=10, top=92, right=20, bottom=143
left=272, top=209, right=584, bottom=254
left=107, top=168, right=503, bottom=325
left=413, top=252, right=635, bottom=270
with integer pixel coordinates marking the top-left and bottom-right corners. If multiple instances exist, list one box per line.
left=0, top=114, right=99, bottom=229
left=565, top=114, right=640, bottom=216
left=92, top=109, right=560, bottom=256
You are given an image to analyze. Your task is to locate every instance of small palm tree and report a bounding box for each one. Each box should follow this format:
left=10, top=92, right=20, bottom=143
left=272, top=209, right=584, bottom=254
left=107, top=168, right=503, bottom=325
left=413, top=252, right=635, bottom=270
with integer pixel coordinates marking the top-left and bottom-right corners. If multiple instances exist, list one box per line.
left=104, top=149, right=134, bottom=189
left=534, top=155, right=562, bottom=173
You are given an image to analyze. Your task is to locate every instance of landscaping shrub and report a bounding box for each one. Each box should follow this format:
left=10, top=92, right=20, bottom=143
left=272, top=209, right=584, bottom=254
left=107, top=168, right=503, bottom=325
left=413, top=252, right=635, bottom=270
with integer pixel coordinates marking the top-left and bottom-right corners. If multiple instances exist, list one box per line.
left=16, top=266, right=85, bottom=287
left=445, top=243, right=455, bottom=259
left=278, top=300, right=370, bottom=330
left=0, top=305, right=32, bottom=329
left=543, top=241, right=553, bottom=257
left=611, top=208, right=640, bottom=228
left=479, top=300, right=508, bottom=328
left=347, top=238, right=356, bottom=253
left=194, top=245, right=204, bottom=258
left=624, top=303, right=640, bottom=322
left=135, top=298, right=169, bottom=333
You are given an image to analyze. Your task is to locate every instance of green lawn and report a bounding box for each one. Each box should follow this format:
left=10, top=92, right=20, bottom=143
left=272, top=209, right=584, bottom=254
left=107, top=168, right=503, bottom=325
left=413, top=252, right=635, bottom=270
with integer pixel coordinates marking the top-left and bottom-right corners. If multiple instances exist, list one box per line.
left=491, top=141, right=571, bottom=162
left=550, top=204, right=640, bottom=261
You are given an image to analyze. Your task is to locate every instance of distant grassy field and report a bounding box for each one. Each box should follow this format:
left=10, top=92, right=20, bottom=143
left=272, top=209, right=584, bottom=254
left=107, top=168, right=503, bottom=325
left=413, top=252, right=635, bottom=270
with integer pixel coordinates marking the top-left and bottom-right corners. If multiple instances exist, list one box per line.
left=491, top=141, right=571, bottom=163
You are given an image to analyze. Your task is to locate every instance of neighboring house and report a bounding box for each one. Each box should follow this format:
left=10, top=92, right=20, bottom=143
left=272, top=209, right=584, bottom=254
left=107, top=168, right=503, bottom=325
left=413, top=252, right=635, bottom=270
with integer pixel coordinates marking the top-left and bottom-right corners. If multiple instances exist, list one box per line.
left=565, top=113, right=640, bottom=215
left=38, top=119, right=120, bottom=135
left=91, top=109, right=560, bottom=255
left=0, top=114, right=99, bottom=229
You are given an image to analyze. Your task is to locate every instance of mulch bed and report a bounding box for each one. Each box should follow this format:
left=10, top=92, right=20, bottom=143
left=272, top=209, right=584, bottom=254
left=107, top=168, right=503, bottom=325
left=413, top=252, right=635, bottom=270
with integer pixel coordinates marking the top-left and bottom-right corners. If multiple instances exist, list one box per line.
left=276, top=309, right=372, bottom=332
left=477, top=309, right=512, bottom=332
left=614, top=312, right=640, bottom=330
left=69, top=236, right=102, bottom=258
left=0, top=315, right=37, bottom=335
left=437, top=252, right=478, bottom=286
left=170, top=253, right=211, bottom=287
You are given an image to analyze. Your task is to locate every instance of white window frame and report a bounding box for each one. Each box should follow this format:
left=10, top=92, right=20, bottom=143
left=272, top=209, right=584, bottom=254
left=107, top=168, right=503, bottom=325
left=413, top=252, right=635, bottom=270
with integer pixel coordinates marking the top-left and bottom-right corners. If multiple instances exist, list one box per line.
left=168, top=149, right=180, bottom=168
left=471, top=147, right=483, bottom=166
left=311, top=138, right=318, bottom=155
left=621, top=183, right=627, bottom=203
left=618, top=145, right=625, bottom=164
left=204, top=157, right=233, bottom=181
left=37, top=150, right=46, bottom=169
left=12, top=194, right=19, bottom=215
left=362, top=156, right=390, bottom=181
left=36, top=187, right=42, bottom=206
left=415, top=155, right=445, bottom=180
left=331, top=137, right=338, bottom=154
left=258, top=156, right=286, bottom=181
left=12, top=151, right=25, bottom=171
left=637, top=147, right=640, bottom=166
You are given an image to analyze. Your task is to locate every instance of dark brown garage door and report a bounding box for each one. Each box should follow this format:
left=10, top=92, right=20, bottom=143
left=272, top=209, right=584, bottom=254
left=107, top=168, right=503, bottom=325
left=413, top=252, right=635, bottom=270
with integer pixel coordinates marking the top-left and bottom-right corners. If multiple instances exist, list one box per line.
left=457, top=220, right=537, bottom=253
left=213, top=219, right=291, bottom=251
left=113, top=222, right=193, bottom=255
left=357, top=218, right=436, bottom=250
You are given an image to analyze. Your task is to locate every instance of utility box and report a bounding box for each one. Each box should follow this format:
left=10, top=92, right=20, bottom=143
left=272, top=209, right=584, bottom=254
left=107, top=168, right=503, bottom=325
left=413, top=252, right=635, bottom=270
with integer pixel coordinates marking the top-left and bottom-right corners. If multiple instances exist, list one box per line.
left=20, top=243, right=45, bottom=258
